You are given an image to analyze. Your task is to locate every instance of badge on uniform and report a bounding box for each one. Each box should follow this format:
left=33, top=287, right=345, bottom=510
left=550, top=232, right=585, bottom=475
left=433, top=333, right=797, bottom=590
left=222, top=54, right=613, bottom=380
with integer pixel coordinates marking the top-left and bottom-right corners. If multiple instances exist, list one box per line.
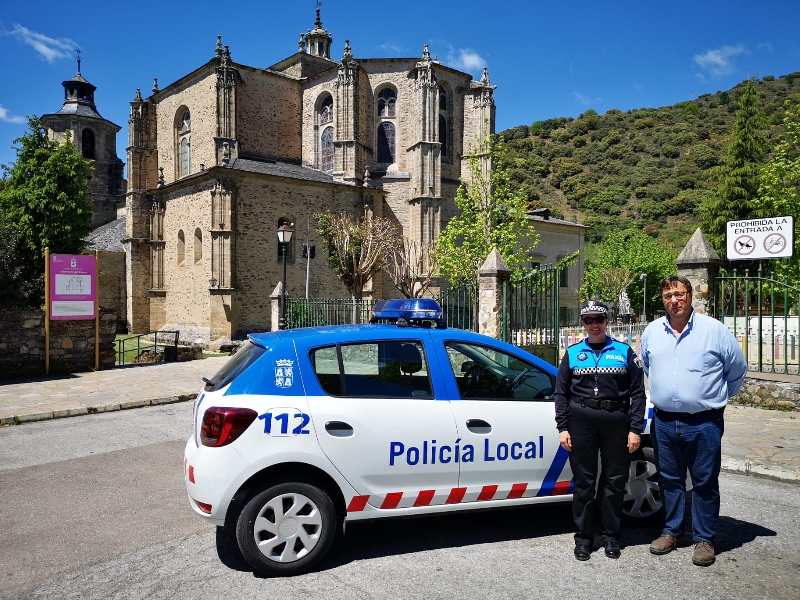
left=633, top=356, right=643, bottom=369
left=275, top=359, right=294, bottom=388
left=577, top=352, right=588, bottom=361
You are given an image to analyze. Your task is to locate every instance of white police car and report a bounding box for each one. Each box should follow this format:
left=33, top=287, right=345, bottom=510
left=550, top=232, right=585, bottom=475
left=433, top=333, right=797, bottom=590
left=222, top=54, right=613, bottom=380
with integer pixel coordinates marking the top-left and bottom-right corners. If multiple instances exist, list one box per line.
left=184, top=299, right=660, bottom=576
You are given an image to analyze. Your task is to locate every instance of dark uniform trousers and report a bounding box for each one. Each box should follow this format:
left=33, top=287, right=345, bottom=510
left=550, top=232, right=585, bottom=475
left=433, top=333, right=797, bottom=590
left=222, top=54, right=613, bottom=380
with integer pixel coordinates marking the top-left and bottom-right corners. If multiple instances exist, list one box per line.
left=568, top=400, right=631, bottom=546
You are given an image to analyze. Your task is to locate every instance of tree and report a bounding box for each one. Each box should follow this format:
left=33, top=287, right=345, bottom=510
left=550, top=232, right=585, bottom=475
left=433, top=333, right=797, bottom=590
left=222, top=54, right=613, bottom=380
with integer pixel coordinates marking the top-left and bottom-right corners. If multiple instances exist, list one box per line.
left=0, top=117, right=94, bottom=308
left=437, top=136, right=538, bottom=287
left=314, top=208, right=398, bottom=301
left=386, top=237, right=439, bottom=298
left=581, top=229, right=678, bottom=317
left=700, top=79, right=769, bottom=253
left=754, top=100, right=800, bottom=283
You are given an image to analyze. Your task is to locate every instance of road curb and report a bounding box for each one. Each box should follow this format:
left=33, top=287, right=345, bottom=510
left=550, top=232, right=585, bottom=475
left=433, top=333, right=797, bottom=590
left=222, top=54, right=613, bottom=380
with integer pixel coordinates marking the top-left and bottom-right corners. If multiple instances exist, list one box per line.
left=0, top=393, right=197, bottom=427
left=722, top=457, right=800, bottom=484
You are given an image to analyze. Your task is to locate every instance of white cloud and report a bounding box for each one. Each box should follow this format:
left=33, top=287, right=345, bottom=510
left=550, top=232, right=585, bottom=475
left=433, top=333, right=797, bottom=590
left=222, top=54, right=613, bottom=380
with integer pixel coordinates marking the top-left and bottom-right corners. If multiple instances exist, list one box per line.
left=445, top=46, right=486, bottom=74
left=632, top=83, right=643, bottom=92
left=573, top=92, right=600, bottom=106
left=693, top=44, right=746, bottom=77
left=757, top=41, right=774, bottom=53
left=0, top=105, right=25, bottom=124
left=377, top=40, right=404, bottom=55
left=1, top=24, right=77, bottom=63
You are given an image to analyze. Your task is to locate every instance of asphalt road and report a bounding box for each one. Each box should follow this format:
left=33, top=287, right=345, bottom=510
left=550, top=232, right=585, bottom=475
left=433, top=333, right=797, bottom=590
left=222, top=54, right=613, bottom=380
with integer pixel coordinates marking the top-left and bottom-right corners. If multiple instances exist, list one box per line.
left=0, top=404, right=798, bottom=600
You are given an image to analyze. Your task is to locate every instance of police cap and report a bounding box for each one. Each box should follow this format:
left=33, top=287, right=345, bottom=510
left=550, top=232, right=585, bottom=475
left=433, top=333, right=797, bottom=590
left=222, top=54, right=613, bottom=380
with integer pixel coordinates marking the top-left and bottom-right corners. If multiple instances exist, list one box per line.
left=580, top=300, right=609, bottom=316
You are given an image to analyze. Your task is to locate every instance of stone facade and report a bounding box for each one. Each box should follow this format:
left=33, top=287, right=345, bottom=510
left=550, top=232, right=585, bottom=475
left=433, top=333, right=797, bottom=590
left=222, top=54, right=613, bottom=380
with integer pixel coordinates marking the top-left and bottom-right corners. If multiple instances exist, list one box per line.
left=124, top=8, right=505, bottom=344
left=0, top=309, right=117, bottom=379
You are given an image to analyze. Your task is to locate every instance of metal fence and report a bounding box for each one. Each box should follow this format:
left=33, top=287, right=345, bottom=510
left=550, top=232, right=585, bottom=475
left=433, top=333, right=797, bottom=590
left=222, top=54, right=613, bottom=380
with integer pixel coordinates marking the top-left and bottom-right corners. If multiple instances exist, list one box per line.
left=503, top=265, right=561, bottom=347
left=434, top=286, right=478, bottom=331
left=285, top=297, right=376, bottom=328
left=713, top=269, right=800, bottom=374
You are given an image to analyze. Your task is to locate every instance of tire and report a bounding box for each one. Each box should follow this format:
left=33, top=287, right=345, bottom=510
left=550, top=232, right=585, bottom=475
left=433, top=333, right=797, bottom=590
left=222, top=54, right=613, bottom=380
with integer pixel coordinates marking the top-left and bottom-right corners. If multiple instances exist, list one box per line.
left=622, top=445, right=663, bottom=524
left=236, top=481, right=337, bottom=576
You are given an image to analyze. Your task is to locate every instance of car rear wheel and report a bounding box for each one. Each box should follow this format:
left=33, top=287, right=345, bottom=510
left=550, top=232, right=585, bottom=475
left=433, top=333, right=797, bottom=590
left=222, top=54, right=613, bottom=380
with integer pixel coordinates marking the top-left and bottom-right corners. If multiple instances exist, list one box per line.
left=236, top=481, right=337, bottom=576
left=623, top=446, right=662, bottom=524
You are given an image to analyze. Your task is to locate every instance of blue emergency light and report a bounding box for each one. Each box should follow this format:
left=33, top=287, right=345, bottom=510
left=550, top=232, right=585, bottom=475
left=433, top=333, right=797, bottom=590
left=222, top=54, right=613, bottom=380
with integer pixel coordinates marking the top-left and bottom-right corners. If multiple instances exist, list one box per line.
left=370, top=299, right=446, bottom=328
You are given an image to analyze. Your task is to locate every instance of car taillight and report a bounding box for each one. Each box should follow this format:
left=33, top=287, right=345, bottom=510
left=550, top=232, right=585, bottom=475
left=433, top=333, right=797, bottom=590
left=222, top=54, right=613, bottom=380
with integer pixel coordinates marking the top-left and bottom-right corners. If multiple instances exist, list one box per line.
left=200, top=407, right=258, bottom=447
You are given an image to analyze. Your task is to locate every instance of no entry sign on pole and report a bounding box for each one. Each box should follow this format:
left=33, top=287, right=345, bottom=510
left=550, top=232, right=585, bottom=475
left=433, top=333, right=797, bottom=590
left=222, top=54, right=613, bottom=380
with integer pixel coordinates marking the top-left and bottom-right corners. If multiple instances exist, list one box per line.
left=726, top=216, right=794, bottom=261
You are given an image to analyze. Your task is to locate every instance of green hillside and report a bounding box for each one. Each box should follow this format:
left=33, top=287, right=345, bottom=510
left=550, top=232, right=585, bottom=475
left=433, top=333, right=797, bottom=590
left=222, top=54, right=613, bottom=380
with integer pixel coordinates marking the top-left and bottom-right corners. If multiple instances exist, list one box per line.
left=498, top=72, right=800, bottom=250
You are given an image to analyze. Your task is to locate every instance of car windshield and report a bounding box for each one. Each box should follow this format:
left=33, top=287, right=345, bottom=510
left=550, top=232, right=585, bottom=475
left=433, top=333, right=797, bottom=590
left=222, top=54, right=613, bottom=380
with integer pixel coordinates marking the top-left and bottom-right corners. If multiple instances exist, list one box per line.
left=203, top=340, right=265, bottom=392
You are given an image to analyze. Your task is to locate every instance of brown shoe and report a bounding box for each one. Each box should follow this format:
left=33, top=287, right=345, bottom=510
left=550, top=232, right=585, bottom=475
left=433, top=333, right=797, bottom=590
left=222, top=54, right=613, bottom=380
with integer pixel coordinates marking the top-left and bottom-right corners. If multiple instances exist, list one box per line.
left=692, top=541, right=715, bottom=566
left=650, top=533, right=679, bottom=555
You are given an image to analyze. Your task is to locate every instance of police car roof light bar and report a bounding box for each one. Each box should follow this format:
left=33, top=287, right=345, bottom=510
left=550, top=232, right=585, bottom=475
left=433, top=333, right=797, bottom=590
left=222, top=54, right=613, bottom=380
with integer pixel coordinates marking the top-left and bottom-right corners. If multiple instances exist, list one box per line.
left=370, top=298, right=446, bottom=328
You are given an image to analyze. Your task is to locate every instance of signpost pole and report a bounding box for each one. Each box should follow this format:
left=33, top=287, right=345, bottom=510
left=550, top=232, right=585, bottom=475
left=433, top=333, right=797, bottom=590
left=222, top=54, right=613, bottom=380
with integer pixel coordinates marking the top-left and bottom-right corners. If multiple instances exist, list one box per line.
left=95, top=250, right=100, bottom=371
left=44, top=247, right=50, bottom=376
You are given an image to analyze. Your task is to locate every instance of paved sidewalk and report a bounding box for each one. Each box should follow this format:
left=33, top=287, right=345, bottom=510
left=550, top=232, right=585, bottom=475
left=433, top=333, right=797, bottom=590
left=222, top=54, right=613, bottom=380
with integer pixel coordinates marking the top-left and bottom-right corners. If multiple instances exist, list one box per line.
left=0, top=359, right=797, bottom=484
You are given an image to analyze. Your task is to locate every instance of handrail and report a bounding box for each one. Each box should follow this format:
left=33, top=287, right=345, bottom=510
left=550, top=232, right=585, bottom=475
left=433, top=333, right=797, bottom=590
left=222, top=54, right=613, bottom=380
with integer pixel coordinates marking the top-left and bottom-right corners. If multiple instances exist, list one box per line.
left=115, top=330, right=180, bottom=365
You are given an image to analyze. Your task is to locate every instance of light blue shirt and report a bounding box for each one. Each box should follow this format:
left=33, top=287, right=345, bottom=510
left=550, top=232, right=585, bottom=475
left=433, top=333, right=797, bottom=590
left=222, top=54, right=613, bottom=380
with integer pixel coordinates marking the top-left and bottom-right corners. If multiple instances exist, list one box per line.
left=641, top=310, right=747, bottom=413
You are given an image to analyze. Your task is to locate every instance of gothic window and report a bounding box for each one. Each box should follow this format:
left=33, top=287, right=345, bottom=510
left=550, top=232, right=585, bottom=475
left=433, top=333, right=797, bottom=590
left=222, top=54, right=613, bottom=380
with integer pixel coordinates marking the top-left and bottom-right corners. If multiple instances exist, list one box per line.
left=81, top=129, right=95, bottom=160
left=321, top=126, right=334, bottom=173
left=194, top=228, right=203, bottom=265
left=378, top=88, right=396, bottom=117
left=177, top=230, right=185, bottom=266
left=377, top=122, right=396, bottom=164
left=276, top=215, right=294, bottom=261
left=319, top=95, right=333, bottom=124
left=439, top=115, right=447, bottom=159
left=438, top=88, right=450, bottom=160
left=178, top=109, right=191, bottom=177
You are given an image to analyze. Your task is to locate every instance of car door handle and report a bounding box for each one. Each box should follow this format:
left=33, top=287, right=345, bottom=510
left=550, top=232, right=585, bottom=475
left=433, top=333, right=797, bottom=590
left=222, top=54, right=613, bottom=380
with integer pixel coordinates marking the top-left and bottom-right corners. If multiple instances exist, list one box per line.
left=325, top=421, right=354, bottom=437
left=466, top=419, right=492, bottom=434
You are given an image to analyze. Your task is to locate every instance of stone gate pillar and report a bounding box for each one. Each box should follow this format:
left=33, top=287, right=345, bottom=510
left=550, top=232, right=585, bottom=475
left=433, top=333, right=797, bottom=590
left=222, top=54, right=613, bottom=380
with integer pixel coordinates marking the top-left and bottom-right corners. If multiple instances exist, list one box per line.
left=674, top=228, right=722, bottom=315
left=477, top=249, right=511, bottom=339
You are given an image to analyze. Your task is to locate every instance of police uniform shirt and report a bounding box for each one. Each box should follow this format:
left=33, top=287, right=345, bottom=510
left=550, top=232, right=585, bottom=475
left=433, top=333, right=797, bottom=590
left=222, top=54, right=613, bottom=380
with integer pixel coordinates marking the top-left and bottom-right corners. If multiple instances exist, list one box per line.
left=554, top=336, right=646, bottom=434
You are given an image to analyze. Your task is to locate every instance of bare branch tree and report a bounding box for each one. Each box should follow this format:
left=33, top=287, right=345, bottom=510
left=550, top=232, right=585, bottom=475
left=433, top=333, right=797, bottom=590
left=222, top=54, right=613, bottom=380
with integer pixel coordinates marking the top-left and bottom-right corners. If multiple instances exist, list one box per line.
left=315, top=209, right=399, bottom=301
left=386, top=237, right=439, bottom=298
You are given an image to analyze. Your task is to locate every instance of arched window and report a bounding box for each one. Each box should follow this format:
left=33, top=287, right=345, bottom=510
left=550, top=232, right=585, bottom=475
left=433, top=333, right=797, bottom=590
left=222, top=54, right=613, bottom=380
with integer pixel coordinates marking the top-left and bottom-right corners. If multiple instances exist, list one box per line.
left=178, top=110, right=191, bottom=177
left=321, top=127, right=334, bottom=173
left=276, top=215, right=294, bottom=260
left=194, top=228, right=202, bottom=264
left=81, top=129, right=95, bottom=160
left=177, top=230, right=185, bottom=266
left=438, top=89, right=449, bottom=160
left=378, top=88, right=396, bottom=117
left=439, top=115, right=448, bottom=159
left=319, top=95, right=333, bottom=125
left=377, top=122, right=396, bottom=164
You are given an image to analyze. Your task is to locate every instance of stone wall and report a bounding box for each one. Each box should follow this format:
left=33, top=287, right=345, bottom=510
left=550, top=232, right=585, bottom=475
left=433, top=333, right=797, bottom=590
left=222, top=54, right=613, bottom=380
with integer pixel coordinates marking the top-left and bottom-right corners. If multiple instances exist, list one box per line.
left=732, top=377, right=800, bottom=411
left=0, top=309, right=117, bottom=379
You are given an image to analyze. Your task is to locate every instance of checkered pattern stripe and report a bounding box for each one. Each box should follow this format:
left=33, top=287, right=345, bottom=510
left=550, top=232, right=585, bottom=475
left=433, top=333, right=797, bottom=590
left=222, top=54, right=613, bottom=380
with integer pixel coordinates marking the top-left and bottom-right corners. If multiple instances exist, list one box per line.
left=574, top=367, right=627, bottom=375
left=345, top=479, right=574, bottom=513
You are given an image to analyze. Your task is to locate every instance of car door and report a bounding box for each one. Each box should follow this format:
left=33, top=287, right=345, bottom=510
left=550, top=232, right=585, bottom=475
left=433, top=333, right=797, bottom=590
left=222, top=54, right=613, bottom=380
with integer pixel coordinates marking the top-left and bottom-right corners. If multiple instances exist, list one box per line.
left=434, top=339, right=572, bottom=502
left=305, top=336, right=459, bottom=510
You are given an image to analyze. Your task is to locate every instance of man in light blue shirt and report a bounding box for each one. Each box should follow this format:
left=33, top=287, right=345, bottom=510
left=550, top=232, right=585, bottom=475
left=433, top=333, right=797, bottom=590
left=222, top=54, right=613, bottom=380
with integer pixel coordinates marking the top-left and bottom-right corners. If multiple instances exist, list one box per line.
left=640, top=275, right=746, bottom=567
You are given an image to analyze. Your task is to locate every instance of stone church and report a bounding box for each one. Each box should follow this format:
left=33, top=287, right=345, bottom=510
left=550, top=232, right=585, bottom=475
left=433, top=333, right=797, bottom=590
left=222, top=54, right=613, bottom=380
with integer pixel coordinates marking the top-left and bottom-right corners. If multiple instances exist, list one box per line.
left=123, top=8, right=498, bottom=343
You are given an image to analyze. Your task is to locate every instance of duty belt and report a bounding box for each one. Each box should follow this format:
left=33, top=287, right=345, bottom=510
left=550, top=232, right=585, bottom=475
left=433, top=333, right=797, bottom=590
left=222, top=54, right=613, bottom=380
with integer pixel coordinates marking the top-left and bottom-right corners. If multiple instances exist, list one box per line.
left=574, top=397, right=630, bottom=411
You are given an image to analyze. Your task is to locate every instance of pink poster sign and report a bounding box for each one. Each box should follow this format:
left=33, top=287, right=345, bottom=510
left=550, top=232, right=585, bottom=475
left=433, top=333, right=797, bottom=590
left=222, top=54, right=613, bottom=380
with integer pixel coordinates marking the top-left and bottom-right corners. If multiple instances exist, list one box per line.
left=49, top=254, right=96, bottom=320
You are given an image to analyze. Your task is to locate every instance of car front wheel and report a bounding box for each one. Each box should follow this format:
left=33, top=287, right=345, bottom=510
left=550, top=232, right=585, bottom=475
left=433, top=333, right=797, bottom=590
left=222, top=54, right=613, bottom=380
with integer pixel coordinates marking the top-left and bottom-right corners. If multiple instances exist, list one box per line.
left=236, top=481, right=337, bottom=576
left=623, top=446, right=662, bottom=523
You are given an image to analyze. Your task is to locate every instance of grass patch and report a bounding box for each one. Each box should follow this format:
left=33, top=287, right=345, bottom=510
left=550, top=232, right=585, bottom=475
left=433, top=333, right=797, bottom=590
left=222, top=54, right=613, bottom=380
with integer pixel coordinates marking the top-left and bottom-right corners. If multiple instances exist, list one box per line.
left=114, top=334, right=158, bottom=364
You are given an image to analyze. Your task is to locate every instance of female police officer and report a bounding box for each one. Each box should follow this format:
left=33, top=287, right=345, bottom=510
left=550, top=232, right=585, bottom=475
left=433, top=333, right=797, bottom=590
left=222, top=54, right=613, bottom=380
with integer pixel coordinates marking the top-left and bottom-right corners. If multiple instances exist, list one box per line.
left=554, top=301, right=646, bottom=561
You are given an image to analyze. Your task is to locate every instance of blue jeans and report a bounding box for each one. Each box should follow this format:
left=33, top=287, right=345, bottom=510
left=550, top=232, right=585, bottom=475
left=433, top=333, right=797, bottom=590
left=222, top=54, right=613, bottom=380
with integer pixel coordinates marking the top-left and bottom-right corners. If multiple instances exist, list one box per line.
left=653, top=407, right=724, bottom=544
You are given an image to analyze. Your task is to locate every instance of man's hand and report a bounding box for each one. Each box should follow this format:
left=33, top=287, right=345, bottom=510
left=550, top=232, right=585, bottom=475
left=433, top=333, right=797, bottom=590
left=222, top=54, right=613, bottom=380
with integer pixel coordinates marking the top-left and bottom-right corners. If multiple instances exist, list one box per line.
left=559, top=431, right=572, bottom=452
left=628, top=432, right=641, bottom=453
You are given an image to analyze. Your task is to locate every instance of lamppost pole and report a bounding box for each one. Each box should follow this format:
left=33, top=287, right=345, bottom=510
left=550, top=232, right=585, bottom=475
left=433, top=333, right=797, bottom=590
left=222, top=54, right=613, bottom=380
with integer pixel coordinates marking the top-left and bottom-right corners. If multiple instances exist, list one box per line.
left=639, top=273, right=647, bottom=323
left=277, top=223, right=294, bottom=330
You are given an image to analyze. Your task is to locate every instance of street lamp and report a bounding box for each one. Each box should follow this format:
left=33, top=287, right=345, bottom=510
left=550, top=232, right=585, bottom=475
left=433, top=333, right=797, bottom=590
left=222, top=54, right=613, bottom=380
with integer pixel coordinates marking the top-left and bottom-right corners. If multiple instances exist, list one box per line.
left=639, top=273, right=647, bottom=323
left=277, top=223, right=294, bottom=330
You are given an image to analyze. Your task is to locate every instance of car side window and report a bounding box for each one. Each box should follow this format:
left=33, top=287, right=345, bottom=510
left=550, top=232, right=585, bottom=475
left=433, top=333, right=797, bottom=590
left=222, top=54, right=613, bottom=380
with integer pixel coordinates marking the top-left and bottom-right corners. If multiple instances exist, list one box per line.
left=445, top=342, right=554, bottom=401
left=311, top=341, right=433, bottom=399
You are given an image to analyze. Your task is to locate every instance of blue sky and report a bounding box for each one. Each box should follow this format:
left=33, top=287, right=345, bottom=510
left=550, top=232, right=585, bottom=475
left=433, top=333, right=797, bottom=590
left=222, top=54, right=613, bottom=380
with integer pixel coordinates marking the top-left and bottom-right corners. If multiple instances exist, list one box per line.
left=1, top=0, right=798, bottom=173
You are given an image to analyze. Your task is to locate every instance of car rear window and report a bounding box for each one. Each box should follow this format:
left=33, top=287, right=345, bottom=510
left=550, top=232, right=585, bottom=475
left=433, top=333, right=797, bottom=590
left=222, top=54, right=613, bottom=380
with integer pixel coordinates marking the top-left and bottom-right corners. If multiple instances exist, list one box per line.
left=310, top=340, right=432, bottom=399
left=203, top=340, right=266, bottom=392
